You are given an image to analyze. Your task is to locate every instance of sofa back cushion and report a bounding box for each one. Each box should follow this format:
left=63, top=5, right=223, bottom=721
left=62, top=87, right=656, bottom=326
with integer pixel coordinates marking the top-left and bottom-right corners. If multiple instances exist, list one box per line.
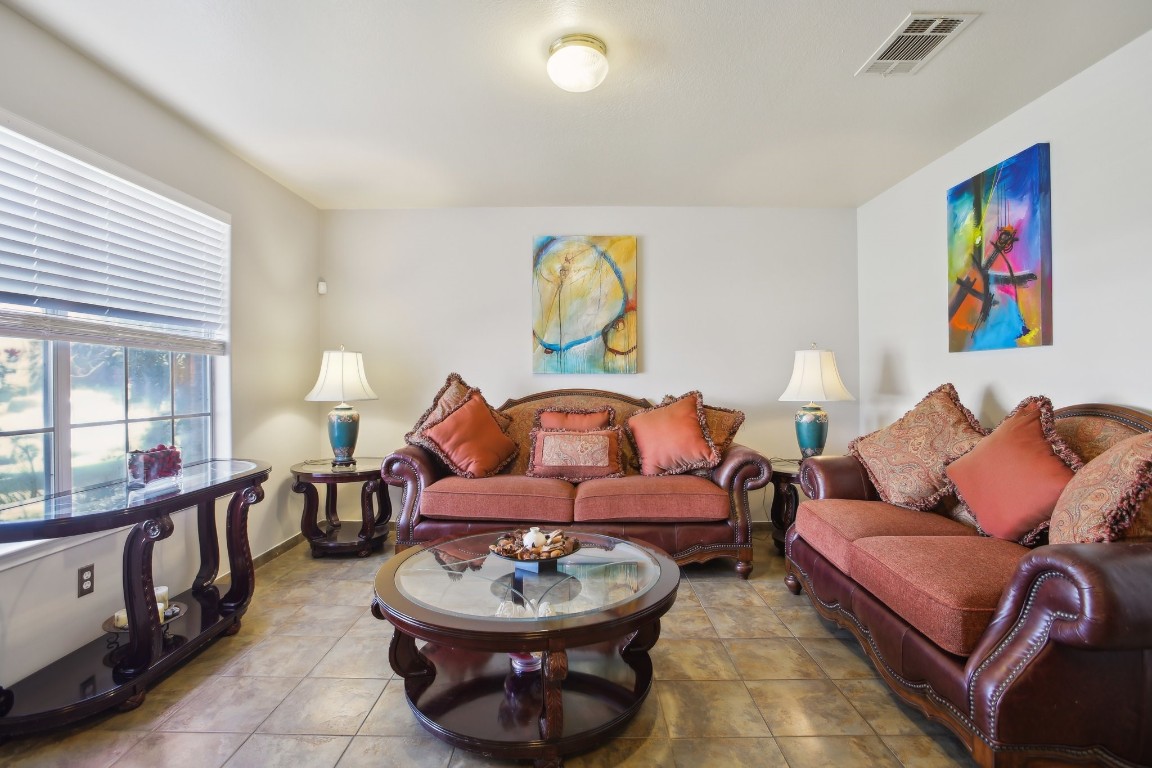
left=1049, top=432, right=1152, bottom=544
left=498, top=390, right=654, bottom=475
left=1055, top=408, right=1147, bottom=463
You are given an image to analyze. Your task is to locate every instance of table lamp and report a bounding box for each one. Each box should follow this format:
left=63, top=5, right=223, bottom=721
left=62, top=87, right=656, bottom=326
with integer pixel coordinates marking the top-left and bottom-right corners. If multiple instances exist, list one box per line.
left=778, top=345, right=855, bottom=458
left=305, top=346, right=378, bottom=466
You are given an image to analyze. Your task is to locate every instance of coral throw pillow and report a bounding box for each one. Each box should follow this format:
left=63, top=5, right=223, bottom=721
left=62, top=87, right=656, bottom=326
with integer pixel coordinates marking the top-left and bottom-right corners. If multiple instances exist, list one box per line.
left=626, top=391, right=720, bottom=476
left=1049, top=432, right=1152, bottom=544
left=663, top=395, right=745, bottom=454
left=405, top=372, right=511, bottom=442
left=535, top=406, right=615, bottom=431
left=849, top=383, right=985, bottom=510
left=417, top=391, right=518, bottom=478
left=945, top=396, right=1081, bottom=544
left=526, top=427, right=625, bottom=482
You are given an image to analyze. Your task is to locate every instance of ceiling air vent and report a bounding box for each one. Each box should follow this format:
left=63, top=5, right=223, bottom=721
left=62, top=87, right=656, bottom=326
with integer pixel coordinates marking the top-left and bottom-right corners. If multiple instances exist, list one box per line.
left=856, top=13, right=979, bottom=76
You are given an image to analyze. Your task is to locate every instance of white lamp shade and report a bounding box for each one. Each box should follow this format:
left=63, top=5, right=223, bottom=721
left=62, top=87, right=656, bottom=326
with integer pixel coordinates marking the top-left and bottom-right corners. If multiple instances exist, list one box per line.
left=778, top=349, right=855, bottom=403
left=305, top=349, right=378, bottom=404
left=547, top=35, right=609, bottom=92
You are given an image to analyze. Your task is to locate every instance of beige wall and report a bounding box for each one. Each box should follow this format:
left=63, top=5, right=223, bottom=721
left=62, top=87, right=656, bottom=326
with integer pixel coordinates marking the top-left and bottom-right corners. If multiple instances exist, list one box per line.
left=0, top=5, right=321, bottom=682
left=856, top=29, right=1152, bottom=429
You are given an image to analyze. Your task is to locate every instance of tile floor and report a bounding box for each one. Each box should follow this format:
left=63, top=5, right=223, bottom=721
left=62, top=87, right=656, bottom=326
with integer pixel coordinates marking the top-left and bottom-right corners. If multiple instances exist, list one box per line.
left=0, top=530, right=976, bottom=767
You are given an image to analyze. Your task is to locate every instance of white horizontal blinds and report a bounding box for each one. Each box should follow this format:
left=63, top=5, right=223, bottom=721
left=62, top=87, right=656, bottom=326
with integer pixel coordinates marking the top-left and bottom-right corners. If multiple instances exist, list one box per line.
left=0, top=124, right=229, bottom=355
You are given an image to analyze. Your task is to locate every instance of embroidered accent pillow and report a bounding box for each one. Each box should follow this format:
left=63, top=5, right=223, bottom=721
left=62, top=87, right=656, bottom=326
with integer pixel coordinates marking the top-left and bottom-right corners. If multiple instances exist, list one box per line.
left=626, top=391, right=721, bottom=476
left=1049, top=432, right=1152, bottom=544
left=945, top=396, right=1082, bottom=545
left=534, top=406, right=615, bottom=432
left=414, top=390, right=518, bottom=478
left=526, top=427, right=625, bottom=482
left=849, top=383, right=985, bottom=510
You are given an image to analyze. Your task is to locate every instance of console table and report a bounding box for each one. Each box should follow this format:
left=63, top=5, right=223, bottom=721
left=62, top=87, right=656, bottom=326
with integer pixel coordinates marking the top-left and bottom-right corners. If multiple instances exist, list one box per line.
left=0, top=459, right=270, bottom=738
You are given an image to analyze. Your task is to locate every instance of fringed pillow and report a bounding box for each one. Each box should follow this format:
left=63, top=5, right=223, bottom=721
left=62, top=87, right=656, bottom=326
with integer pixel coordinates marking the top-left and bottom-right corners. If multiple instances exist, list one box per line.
left=526, top=427, right=625, bottom=483
left=945, top=396, right=1082, bottom=545
left=534, top=406, right=615, bottom=431
left=408, top=385, right=517, bottom=479
left=1049, top=432, right=1152, bottom=544
left=626, top=391, right=721, bottom=476
left=849, top=383, right=985, bottom=510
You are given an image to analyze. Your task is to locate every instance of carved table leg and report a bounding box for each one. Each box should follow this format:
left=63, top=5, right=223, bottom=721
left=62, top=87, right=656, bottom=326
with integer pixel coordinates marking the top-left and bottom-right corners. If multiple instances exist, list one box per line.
left=324, top=483, right=340, bottom=528
left=220, top=483, right=264, bottom=617
left=770, top=473, right=800, bottom=553
left=356, top=478, right=381, bottom=556
left=388, top=629, right=435, bottom=679
left=538, top=649, right=569, bottom=741
left=192, top=498, right=220, bottom=600
left=293, top=480, right=323, bottom=544
left=116, top=514, right=175, bottom=680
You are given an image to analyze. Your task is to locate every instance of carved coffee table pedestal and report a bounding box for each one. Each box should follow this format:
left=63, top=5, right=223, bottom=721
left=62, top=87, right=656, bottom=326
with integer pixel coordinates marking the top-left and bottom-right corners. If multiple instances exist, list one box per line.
left=373, top=532, right=678, bottom=767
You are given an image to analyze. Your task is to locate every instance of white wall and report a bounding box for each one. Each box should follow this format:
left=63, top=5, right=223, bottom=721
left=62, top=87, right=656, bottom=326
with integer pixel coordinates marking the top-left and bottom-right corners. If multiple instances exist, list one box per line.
left=857, top=30, right=1152, bottom=430
left=320, top=206, right=860, bottom=480
left=0, top=6, right=321, bottom=683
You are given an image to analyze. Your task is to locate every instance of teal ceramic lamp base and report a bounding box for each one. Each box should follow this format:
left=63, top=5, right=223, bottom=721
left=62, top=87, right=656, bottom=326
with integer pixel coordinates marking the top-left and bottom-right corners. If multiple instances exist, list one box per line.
left=328, top=403, right=361, bottom=466
left=794, top=403, right=829, bottom=459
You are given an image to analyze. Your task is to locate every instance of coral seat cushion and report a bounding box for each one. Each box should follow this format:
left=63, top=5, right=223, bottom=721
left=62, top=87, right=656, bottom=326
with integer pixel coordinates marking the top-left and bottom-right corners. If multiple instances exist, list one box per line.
left=421, top=476, right=574, bottom=523
left=574, top=475, right=729, bottom=522
left=945, top=397, right=1080, bottom=544
left=849, top=536, right=1029, bottom=656
left=421, top=393, right=518, bottom=478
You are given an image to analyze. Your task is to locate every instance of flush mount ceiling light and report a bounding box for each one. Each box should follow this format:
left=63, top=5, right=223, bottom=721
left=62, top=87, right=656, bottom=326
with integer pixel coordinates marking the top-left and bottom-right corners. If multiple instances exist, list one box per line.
left=547, top=34, right=609, bottom=92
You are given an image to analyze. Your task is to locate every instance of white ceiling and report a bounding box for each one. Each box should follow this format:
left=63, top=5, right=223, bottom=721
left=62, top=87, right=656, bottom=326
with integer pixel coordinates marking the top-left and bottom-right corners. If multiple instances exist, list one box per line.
left=5, top=0, right=1152, bottom=209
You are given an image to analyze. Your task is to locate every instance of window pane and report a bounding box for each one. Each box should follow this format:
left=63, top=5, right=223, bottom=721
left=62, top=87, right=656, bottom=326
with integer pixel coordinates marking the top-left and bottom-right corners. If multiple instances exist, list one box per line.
left=0, top=433, right=52, bottom=508
left=128, top=349, right=172, bottom=419
left=129, top=420, right=173, bottom=454
left=72, top=423, right=126, bottom=490
left=175, top=416, right=210, bottom=463
left=71, top=343, right=125, bottom=425
left=0, top=337, right=51, bottom=431
left=174, top=353, right=209, bottom=415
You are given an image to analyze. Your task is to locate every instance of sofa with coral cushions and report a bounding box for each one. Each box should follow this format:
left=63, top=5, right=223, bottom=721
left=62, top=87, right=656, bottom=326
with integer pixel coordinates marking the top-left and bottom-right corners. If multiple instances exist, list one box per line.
left=381, top=375, right=771, bottom=577
left=784, top=385, right=1152, bottom=767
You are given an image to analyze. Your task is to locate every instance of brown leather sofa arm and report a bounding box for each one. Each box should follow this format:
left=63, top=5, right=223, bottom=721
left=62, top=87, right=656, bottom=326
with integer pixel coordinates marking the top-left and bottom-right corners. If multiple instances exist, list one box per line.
left=711, top=444, right=771, bottom=494
left=381, top=445, right=449, bottom=545
left=798, top=454, right=880, bottom=501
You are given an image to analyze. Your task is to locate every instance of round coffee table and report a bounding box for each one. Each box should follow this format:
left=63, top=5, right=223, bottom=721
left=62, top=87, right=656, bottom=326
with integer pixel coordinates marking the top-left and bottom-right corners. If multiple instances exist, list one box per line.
left=372, top=532, right=680, bottom=767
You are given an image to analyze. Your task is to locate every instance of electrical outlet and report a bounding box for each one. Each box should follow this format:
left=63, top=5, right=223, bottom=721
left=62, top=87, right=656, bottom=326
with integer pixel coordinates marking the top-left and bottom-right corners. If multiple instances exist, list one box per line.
left=78, top=564, right=94, bottom=597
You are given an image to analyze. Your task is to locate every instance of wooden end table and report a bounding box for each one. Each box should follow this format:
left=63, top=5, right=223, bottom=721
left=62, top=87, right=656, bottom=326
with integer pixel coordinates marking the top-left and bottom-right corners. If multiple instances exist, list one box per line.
left=770, top=459, right=802, bottom=552
left=291, top=459, right=391, bottom=558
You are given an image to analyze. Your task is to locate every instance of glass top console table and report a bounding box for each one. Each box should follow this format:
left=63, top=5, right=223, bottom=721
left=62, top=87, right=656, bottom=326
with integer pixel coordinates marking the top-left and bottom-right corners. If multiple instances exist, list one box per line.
left=0, top=459, right=271, bottom=738
left=373, top=532, right=681, bottom=767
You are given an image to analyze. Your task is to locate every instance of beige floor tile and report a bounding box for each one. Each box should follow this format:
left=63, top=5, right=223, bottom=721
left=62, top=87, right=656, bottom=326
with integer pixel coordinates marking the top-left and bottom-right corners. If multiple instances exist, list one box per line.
left=775, top=735, right=903, bottom=767
left=882, top=734, right=978, bottom=766
left=275, top=604, right=369, bottom=637
left=656, top=680, right=771, bottom=738
left=111, top=731, right=248, bottom=768
left=220, top=635, right=336, bottom=677
left=0, top=728, right=145, bottom=768
left=89, top=687, right=192, bottom=732
left=651, top=638, right=739, bottom=680
left=566, top=736, right=674, bottom=767
left=224, top=734, right=351, bottom=768
left=258, top=677, right=385, bottom=735
left=688, top=580, right=766, bottom=609
left=179, top=633, right=266, bottom=677
left=722, top=638, right=826, bottom=680
left=309, top=635, right=396, bottom=679
left=772, top=605, right=853, bottom=639
left=748, top=574, right=811, bottom=608
left=658, top=605, right=718, bottom=639
left=159, top=676, right=299, bottom=732
left=746, top=679, right=872, bottom=736
left=335, top=735, right=453, bottom=767
left=705, top=605, right=792, bottom=638
left=671, top=582, right=701, bottom=606
left=358, top=679, right=425, bottom=738
left=836, top=678, right=950, bottom=736
left=670, top=736, right=788, bottom=767
left=799, top=637, right=878, bottom=679
left=345, top=608, right=393, bottom=637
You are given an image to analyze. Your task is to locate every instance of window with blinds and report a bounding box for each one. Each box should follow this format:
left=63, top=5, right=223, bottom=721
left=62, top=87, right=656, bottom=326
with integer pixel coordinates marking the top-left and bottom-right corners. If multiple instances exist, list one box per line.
left=0, top=124, right=230, bottom=355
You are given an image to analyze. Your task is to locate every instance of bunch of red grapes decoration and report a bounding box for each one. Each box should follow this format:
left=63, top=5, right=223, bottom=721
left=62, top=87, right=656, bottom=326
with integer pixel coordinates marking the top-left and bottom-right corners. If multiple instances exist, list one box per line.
left=128, top=444, right=183, bottom=488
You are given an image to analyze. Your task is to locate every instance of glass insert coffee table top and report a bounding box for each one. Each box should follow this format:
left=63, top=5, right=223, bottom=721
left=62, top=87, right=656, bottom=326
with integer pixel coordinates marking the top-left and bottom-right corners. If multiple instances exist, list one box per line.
left=394, top=532, right=662, bottom=621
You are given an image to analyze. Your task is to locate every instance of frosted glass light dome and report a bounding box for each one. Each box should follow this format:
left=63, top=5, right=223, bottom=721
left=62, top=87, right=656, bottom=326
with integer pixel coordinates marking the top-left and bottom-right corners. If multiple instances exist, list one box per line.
left=547, top=34, right=609, bottom=93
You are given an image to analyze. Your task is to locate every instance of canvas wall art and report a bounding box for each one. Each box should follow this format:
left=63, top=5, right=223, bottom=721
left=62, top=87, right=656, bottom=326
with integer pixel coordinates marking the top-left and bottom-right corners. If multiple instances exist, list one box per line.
left=532, top=235, right=637, bottom=374
left=946, top=143, right=1052, bottom=352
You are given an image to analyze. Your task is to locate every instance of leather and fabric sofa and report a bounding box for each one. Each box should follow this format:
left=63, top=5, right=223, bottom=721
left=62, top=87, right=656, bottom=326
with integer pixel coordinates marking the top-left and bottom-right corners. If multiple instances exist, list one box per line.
left=785, top=394, right=1152, bottom=767
left=382, top=379, right=771, bottom=577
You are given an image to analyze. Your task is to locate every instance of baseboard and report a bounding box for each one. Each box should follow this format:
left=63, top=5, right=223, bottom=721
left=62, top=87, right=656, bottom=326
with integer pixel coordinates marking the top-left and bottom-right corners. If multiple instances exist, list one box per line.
left=253, top=533, right=305, bottom=569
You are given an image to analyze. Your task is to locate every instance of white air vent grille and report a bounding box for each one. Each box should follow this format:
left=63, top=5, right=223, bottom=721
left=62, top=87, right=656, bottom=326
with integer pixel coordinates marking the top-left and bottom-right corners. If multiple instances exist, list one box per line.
left=856, top=13, right=978, bottom=76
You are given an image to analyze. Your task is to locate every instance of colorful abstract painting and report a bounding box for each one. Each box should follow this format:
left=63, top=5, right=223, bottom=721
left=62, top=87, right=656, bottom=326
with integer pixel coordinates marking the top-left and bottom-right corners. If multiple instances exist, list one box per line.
left=532, top=235, right=637, bottom=374
left=947, top=143, right=1052, bottom=352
